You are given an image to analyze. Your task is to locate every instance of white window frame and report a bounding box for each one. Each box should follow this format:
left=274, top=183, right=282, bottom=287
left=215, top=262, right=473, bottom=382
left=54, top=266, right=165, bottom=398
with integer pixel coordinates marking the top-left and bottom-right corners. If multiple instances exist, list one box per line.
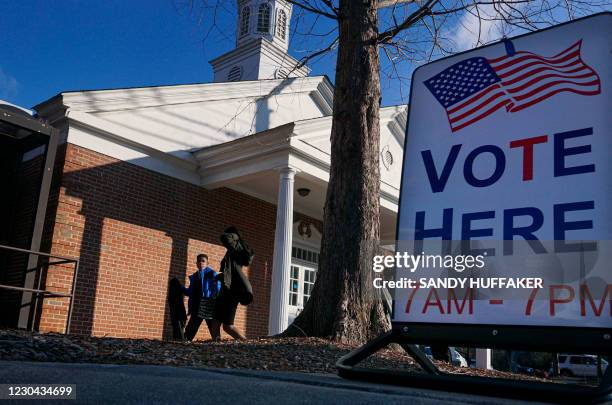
left=276, top=9, right=287, bottom=40
left=288, top=244, right=319, bottom=312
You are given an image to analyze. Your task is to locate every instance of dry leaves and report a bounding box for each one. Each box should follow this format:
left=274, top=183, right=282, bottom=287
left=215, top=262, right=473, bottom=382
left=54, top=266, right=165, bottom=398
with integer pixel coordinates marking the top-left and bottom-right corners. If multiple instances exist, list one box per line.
left=0, top=329, right=544, bottom=382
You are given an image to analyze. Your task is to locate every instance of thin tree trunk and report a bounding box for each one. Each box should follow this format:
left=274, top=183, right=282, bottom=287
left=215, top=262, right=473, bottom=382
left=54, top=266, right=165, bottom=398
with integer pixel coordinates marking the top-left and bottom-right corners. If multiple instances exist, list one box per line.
left=284, top=0, right=390, bottom=344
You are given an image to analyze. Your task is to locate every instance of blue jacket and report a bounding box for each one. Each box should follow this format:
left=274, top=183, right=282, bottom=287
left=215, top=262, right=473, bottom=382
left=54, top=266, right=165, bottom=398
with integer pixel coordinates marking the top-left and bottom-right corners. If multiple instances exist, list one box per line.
left=184, top=267, right=221, bottom=315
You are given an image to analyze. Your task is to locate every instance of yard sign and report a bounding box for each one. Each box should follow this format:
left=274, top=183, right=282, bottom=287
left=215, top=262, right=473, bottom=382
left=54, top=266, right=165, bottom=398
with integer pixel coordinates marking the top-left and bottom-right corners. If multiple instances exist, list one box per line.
left=394, top=13, right=611, bottom=332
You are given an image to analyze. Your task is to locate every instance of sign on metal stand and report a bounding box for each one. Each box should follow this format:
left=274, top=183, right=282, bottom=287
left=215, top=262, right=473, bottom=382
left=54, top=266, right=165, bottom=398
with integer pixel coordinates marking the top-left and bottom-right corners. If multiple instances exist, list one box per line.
left=337, top=12, right=612, bottom=402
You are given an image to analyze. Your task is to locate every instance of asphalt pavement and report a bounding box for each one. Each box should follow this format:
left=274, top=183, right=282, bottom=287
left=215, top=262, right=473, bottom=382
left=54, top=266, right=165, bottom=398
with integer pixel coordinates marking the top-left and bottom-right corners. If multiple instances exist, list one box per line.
left=0, top=361, right=550, bottom=404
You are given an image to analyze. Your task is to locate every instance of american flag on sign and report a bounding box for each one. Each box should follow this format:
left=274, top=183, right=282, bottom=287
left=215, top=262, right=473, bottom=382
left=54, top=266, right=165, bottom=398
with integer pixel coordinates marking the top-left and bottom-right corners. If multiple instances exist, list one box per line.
left=424, top=40, right=601, bottom=132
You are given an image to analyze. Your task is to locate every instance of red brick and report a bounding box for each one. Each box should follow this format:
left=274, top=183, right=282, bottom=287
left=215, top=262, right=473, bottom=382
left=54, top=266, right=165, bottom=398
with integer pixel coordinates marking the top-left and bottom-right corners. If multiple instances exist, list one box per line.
left=36, top=143, right=321, bottom=341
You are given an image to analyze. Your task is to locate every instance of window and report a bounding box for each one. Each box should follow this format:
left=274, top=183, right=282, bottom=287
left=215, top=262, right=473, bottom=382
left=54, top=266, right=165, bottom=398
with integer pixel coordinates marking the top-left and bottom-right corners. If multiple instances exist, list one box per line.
left=257, top=3, right=271, bottom=33
left=227, top=65, right=243, bottom=82
left=287, top=263, right=317, bottom=310
left=570, top=356, right=582, bottom=364
left=292, top=246, right=319, bottom=264
left=288, top=246, right=319, bottom=311
left=289, top=265, right=300, bottom=306
left=303, top=267, right=315, bottom=301
left=276, top=9, right=287, bottom=40
left=240, top=6, right=250, bottom=37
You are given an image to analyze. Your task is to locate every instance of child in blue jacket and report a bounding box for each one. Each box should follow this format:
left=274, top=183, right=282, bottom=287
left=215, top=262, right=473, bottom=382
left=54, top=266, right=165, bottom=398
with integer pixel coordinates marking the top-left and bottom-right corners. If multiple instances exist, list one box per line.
left=183, top=254, right=222, bottom=341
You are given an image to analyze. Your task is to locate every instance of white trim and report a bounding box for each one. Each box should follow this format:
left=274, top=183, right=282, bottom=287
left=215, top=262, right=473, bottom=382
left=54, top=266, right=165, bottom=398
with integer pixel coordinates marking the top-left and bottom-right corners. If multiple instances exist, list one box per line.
left=193, top=108, right=406, bottom=207
left=276, top=9, right=287, bottom=41
left=381, top=105, right=408, bottom=148
left=211, top=37, right=311, bottom=81
left=286, top=259, right=317, bottom=324
left=66, top=110, right=201, bottom=185
left=67, top=111, right=198, bottom=168
left=35, top=75, right=328, bottom=113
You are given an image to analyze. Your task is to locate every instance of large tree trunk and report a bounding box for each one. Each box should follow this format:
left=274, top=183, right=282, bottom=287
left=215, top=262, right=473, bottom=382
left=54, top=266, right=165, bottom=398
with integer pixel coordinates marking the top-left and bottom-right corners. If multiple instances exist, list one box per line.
left=284, top=0, right=390, bottom=344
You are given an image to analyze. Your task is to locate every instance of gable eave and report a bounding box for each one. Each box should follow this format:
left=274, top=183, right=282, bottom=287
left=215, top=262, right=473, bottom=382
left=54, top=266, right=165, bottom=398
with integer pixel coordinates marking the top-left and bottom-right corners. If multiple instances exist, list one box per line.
left=34, top=75, right=333, bottom=115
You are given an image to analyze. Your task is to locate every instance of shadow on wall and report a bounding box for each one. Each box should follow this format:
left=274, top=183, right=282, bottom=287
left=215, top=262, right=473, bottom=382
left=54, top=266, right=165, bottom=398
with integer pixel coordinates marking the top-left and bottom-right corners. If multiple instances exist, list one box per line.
left=37, top=144, right=277, bottom=340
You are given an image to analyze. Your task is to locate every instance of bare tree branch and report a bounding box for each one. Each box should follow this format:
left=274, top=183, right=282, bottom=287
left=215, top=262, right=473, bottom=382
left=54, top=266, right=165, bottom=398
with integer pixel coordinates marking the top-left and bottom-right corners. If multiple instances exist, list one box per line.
left=378, top=0, right=415, bottom=8
left=378, top=0, right=440, bottom=43
left=320, top=0, right=340, bottom=14
left=294, top=37, right=340, bottom=70
left=284, top=0, right=338, bottom=19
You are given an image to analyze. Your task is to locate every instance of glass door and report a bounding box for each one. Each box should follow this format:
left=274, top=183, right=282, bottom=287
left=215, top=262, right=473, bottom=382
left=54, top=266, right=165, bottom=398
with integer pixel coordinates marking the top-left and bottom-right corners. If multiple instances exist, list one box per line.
left=287, top=246, right=319, bottom=325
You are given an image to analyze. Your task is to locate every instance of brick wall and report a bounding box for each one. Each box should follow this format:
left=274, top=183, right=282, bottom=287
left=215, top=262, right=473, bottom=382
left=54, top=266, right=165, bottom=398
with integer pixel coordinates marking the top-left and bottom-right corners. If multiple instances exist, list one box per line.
left=37, top=143, right=295, bottom=340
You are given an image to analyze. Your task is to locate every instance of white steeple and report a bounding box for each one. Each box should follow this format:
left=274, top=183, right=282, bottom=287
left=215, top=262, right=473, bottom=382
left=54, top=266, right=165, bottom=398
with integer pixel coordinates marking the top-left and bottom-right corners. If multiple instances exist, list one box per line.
left=209, top=0, right=310, bottom=82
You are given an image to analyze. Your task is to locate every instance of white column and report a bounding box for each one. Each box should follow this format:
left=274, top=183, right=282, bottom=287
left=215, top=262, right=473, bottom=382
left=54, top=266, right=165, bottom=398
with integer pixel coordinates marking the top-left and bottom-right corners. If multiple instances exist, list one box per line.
left=268, top=167, right=296, bottom=335
left=476, top=348, right=492, bottom=369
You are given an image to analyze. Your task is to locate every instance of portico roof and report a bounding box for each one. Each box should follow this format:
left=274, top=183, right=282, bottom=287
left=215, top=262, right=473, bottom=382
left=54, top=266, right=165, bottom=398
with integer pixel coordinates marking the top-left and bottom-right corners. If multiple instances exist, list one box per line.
left=193, top=105, right=408, bottom=226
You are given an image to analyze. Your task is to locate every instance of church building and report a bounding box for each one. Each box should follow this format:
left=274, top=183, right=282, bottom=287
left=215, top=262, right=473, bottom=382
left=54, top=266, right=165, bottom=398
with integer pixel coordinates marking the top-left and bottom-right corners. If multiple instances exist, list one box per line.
left=14, top=0, right=407, bottom=339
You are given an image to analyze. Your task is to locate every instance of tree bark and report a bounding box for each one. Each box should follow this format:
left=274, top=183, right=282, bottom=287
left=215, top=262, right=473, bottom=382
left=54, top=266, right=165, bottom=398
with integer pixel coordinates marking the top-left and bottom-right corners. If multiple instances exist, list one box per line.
left=284, top=0, right=390, bottom=344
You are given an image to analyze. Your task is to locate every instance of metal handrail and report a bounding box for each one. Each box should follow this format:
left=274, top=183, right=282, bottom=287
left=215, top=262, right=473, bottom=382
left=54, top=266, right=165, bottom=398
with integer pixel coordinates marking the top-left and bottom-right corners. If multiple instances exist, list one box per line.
left=0, top=244, right=79, bottom=334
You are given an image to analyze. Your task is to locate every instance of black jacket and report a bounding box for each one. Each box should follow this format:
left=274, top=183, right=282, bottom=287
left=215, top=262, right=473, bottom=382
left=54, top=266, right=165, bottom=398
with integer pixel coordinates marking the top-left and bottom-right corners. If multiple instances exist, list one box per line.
left=220, top=227, right=254, bottom=305
left=168, top=278, right=187, bottom=322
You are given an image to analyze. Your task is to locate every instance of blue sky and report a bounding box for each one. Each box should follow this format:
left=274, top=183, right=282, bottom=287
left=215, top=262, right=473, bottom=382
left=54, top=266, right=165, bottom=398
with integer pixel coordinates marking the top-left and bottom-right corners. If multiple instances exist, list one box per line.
left=0, top=1, right=608, bottom=109
left=0, top=0, right=339, bottom=108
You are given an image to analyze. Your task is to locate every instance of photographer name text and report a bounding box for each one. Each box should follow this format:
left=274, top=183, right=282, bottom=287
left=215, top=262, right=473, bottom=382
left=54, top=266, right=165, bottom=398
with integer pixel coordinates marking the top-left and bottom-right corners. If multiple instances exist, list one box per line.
left=372, top=253, right=542, bottom=289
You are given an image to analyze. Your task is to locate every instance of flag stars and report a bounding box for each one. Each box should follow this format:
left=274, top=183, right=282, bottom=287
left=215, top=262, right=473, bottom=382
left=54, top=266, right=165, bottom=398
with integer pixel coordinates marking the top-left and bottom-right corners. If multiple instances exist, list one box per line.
left=424, top=55, right=504, bottom=109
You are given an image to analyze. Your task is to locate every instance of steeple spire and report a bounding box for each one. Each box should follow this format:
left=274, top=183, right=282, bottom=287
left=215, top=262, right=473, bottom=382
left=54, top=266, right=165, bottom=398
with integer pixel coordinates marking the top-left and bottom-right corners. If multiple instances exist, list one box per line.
left=209, top=0, right=310, bottom=82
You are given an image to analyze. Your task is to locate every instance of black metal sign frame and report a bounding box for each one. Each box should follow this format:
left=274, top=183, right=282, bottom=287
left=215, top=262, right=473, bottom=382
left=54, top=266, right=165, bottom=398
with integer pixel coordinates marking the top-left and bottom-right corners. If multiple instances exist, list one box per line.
left=337, top=327, right=612, bottom=403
